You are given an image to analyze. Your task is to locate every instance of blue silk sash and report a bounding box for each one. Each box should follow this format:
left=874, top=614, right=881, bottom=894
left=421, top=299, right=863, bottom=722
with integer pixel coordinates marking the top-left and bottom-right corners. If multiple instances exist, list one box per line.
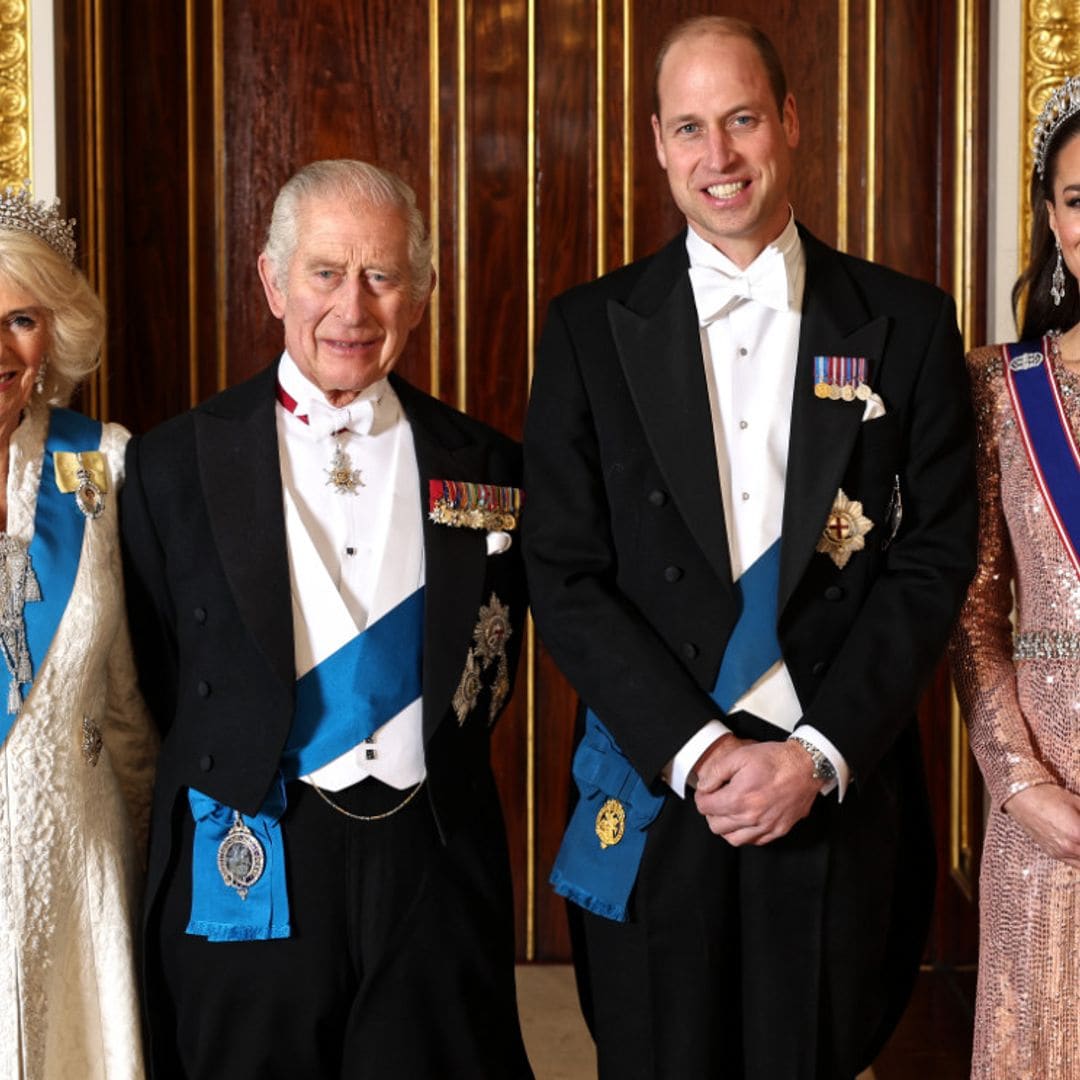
left=187, top=587, right=425, bottom=941
left=0, top=408, right=101, bottom=750
left=1003, top=339, right=1080, bottom=578
left=550, top=541, right=784, bottom=922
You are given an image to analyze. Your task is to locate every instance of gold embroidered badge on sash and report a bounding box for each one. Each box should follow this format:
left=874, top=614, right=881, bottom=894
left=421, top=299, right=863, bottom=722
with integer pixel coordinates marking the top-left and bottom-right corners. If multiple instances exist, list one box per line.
left=595, top=798, right=626, bottom=849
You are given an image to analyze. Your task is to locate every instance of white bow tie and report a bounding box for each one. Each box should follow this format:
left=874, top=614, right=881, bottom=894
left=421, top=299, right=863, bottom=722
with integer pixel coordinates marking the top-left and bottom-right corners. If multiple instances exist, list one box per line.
left=688, top=246, right=789, bottom=324
left=306, top=396, right=376, bottom=440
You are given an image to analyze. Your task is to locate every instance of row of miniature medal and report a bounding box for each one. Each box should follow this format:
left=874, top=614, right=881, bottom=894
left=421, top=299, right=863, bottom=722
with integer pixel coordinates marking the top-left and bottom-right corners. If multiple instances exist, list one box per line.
left=814, top=355, right=871, bottom=401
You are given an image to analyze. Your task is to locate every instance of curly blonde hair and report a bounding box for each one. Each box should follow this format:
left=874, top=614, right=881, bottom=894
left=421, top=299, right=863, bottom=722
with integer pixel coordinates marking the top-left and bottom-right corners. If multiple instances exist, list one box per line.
left=0, top=228, right=104, bottom=405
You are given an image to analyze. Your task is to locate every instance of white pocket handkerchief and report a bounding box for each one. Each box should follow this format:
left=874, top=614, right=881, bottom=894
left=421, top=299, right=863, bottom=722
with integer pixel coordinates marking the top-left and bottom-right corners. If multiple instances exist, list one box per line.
left=486, top=530, right=513, bottom=555
left=862, top=393, right=887, bottom=422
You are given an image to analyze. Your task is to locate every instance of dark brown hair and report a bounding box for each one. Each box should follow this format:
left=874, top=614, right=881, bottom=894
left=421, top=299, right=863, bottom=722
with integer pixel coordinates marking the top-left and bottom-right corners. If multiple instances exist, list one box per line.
left=1014, top=110, right=1080, bottom=340
left=653, top=16, right=788, bottom=118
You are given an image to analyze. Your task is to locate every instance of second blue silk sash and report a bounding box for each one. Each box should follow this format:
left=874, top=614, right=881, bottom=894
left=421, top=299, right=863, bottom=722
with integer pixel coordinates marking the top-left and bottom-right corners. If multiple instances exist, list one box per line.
left=550, top=541, right=784, bottom=922
left=1003, top=338, right=1080, bottom=578
left=0, top=408, right=101, bottom=750
left=186, top=587, right=425, bottom=942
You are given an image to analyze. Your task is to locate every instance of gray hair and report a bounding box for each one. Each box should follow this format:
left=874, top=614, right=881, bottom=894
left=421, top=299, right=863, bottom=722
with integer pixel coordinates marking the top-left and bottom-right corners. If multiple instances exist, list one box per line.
left=0, top=228, right=104, bottom=405
left=262, top=159, right=433, bottom=301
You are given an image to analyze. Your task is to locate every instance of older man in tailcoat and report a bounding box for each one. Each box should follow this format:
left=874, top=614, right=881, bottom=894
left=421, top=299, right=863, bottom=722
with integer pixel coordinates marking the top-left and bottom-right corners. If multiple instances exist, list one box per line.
left=122, top=159, right=532, bottom=1079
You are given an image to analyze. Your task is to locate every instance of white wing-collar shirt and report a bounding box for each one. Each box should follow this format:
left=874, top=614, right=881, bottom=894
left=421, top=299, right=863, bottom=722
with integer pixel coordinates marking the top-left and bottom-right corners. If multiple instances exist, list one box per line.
left=276, top=351, right=426, bottom=792
left=667, top=213, right=850, bottom=799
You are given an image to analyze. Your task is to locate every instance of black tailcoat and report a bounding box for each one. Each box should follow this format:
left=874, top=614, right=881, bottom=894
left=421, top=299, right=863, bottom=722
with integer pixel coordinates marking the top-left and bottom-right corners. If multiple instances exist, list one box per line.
left=121, top=365, right=530, bottom=1077
left=523, top=226, right=977, bottom=1078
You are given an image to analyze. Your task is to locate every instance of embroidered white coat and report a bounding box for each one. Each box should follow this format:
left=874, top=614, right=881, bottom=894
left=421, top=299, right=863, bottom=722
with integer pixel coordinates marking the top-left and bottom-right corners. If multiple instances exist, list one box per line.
left=0, top=401, right=157, bottom=1080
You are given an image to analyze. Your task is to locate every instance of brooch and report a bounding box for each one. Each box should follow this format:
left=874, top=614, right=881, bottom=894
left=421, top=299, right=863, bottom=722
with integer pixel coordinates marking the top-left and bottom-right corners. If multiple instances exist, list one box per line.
left=81, top=715, right=103, bottom=766
left=54, top=450, right=108, bottom=519
left=813, top=356, right=873, bottom=401
left=816, top=489, right=874, bottom=569
left=429, top=480, right=522, bottom=531
left=452, top=592, right=513, bottom=725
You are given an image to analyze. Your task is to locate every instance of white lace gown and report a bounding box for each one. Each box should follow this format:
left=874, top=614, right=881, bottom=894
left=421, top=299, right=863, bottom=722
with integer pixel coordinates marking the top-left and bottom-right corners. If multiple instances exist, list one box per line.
left=0, top=400, right=156, bottom=1079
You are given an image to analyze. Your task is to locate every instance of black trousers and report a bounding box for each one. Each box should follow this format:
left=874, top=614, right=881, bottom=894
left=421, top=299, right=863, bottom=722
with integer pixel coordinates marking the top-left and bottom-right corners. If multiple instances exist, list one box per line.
left=572, top=713, right=932, bottom=1080
left=148, top=778, right=533, bottom=1080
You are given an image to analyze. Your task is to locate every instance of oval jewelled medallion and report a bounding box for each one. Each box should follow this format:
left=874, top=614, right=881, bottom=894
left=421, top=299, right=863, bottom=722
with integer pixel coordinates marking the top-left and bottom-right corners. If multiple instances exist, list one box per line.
left=217, top=811, right=265, bottom=899
left=75, top=477, right=105, bottom=519
left=595, top=797, right=626, bottom=849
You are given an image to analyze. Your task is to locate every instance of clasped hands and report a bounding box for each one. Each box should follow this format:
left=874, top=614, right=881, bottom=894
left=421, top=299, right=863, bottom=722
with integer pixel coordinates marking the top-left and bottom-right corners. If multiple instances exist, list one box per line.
left=690, top=733, right=823, bottom=846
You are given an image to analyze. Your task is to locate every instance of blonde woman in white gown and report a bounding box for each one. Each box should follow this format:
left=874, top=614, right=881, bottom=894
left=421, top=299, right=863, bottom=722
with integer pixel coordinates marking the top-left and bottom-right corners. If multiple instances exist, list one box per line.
left=0, top=187, right=156, bottom=1079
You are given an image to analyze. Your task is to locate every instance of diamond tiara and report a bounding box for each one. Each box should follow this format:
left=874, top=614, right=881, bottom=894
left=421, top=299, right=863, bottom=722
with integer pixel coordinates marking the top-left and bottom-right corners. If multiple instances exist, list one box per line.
left=0, top=181, right=76, bottom=263
left=1035, top=75, right=1080, bottom=179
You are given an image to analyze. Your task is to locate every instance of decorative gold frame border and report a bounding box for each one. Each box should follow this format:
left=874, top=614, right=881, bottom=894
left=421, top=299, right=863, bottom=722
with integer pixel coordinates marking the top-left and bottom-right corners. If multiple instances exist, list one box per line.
left=0, top=0, right=31, bottom=192
left=1019, top=2, right=1079, bottom=267
left=949, top=0, right=979, bottom=903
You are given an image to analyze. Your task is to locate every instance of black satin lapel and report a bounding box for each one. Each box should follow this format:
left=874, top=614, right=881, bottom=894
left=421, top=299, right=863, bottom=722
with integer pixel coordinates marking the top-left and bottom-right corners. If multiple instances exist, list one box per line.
left=608, top=276, right=733, bottom=587
left=395, top=383, right=488, bottom=741
left=779, top=289, right=890, bottom=614
left=195, top=371, right=294, bottom=691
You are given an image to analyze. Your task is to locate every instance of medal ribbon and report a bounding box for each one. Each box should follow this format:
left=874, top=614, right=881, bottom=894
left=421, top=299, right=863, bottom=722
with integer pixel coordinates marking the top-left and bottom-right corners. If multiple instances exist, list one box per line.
left=550, top=541, right=783, bottom=922
left=1003, top=338, right=1080, bottom=579
left=0, top=408, right=101, bottom=749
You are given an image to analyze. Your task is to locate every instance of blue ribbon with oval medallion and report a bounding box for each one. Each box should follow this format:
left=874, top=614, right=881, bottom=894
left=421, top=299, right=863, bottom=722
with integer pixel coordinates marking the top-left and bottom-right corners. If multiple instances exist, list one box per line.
left=185, top=587, right=424, bottom=942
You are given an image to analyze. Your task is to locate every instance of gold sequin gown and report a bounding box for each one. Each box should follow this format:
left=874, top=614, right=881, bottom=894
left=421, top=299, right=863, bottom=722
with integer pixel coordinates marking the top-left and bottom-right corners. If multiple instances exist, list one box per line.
left=951, top=342, right=1080, bottom=1079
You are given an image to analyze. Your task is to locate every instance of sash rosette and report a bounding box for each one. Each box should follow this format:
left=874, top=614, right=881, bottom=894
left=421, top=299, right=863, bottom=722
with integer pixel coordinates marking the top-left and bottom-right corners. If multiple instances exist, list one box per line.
left=549, top=710, right=665, bottom=922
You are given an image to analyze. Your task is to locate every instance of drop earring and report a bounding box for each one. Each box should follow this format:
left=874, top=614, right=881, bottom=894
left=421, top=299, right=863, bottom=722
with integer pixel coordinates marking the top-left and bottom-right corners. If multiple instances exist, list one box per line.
left=1052, top=238, right=1066, bottom=307
left=34, top=357, right=47, bottom=395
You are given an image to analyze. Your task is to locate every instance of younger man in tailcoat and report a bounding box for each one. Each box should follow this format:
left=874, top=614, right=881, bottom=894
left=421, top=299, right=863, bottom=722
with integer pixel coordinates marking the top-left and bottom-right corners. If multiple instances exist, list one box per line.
left=524, top=17, right=976, bottom=1079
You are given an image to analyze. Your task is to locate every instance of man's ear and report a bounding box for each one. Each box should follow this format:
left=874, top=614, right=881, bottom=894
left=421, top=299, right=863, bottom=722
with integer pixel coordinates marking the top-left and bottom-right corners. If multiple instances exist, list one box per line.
left=257, top=253, right=287, bottom=319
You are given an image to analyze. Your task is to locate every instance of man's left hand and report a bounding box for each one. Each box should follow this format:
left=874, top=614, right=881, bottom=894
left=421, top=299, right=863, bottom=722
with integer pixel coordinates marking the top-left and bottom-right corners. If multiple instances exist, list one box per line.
left=693, top=739, right=821, bottom=846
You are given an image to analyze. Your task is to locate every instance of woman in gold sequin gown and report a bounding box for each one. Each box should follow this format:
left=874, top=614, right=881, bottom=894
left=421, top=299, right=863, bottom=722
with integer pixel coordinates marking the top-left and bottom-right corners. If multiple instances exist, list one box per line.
left=951, top=78, right=1080, bottom=1080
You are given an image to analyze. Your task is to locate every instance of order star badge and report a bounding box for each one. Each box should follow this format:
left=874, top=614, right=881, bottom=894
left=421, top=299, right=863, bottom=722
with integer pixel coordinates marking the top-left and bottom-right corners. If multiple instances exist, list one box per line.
left=816, top=489, right=874, bottom=569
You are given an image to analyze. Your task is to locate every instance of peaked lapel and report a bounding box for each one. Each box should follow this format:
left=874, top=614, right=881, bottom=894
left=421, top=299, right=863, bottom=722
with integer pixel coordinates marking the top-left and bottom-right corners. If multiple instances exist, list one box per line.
left=391, top=374, right=490, bottom=742
left=608, top=234, right=734, bottom=590
left=195, top=364, right=295, bottom=694
left=779, top=229, right=891, bottom=613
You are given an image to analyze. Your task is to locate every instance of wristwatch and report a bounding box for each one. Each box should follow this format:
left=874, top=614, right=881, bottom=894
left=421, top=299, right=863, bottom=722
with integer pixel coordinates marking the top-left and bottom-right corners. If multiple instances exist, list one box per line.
left=789, top=735, right=838, bottom=785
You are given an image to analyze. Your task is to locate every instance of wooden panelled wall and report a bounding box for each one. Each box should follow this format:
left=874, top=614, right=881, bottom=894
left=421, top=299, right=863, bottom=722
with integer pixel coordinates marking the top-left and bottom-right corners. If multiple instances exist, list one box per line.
left=57, top=0, right=988, bottom=963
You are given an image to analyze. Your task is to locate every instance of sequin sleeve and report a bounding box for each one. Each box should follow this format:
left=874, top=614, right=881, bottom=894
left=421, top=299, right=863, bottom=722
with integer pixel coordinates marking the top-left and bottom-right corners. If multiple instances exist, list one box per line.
left=949, top=346, right=1056, bottom=808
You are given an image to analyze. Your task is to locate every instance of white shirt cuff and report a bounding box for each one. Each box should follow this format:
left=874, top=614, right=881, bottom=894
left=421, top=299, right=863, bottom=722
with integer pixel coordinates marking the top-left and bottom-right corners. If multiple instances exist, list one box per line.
left=790, top=725, right=850, bottom=800
left=664, top=720, right=731, bottom=798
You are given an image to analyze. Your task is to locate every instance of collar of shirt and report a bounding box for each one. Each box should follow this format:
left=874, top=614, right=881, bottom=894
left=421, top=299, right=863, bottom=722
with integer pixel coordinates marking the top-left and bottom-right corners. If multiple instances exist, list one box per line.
left=276, top=351, right=393, bottom=439
left=685, top=210, right=806, bottom=321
